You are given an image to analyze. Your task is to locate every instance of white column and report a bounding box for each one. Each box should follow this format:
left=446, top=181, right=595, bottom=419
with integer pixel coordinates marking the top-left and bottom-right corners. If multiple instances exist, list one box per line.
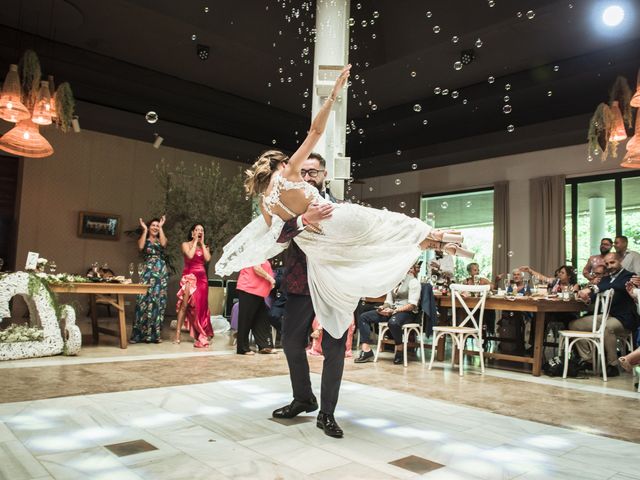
left=312, top=0, right=350, bottom=200
left=589, top=197, right=606, bottom=255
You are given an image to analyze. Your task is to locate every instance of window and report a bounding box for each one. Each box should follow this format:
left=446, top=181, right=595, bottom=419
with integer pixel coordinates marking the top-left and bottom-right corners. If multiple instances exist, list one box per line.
left=420, top=188, right=494, bottom=280
left=566, top=171, right=640, bottom=270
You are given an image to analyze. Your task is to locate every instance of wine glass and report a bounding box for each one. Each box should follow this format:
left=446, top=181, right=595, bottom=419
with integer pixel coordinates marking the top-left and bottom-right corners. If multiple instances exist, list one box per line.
left=137, top=263, right=145, bottom=282
left=128, top=262, right=135, bottom=279
left=48, top=261, right=57, bottom=274
left=91, top=261, right=99, bottom=277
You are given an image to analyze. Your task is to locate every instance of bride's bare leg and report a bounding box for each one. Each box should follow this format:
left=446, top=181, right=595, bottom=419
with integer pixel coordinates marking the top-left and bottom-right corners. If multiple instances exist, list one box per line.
left=420, top=229, right=474, bottom=258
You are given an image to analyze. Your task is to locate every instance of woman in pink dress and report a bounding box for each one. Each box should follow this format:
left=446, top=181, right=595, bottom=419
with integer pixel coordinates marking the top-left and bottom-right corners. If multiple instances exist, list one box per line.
left=176, top=223, right=213, bottom=348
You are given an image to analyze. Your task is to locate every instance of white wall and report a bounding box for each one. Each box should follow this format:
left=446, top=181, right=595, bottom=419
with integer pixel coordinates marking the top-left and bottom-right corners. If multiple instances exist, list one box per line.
left=358, top=143, right=627, bottom=269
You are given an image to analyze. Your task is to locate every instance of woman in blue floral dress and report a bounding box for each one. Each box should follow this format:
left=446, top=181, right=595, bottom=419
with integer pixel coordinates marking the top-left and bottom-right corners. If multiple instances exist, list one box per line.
left=130, top=216, right=169, bottom=343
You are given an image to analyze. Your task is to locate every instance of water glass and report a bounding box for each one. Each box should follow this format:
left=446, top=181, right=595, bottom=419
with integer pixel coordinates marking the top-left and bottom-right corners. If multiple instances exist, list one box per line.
left=128, top=262, right=135, bottom=279
left=48, top=261, right=57, bottom=274
left=137, top=263, right=145, bottom=282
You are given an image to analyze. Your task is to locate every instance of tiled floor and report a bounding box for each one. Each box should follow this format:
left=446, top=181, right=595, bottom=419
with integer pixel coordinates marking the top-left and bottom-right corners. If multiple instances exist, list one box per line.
left=1, top=374, right=639, bottom=480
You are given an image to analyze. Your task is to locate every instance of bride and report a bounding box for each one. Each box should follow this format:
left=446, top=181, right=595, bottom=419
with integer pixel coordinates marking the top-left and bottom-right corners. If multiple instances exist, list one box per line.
left=216, top=64, right=471, bottom=338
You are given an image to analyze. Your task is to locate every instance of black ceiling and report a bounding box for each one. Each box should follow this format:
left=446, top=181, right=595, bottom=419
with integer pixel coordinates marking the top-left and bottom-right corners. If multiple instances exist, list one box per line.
left=1, top=0, right=639, bottom=178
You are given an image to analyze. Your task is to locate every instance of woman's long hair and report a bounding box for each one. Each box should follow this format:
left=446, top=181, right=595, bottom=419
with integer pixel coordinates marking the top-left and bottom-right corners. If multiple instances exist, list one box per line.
left=555, top=265, right=577, bottom=285
left=244, top=150, right=289, bottom=197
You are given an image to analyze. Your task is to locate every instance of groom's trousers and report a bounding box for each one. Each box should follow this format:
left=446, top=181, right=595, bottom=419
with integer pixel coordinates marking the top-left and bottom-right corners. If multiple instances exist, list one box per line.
left=282, top=293, right=348, bottom=414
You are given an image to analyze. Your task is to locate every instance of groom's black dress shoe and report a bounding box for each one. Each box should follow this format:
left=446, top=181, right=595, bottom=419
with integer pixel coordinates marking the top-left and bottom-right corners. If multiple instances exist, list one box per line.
left=272, top=397, right=318, bottom=419
left=317, top=411, right=344, bottom=438
left=393, top=351, right=403, bottom=365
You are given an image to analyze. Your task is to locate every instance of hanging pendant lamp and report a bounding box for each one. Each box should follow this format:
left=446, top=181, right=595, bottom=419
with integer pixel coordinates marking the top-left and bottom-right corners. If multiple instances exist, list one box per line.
left=631, top=69, right=640, bottom=108
left=621, top=109, right=640, bottom=169
left=608, top=101, right=627, bottom=142
left=31, top=80, right=53, bottom=125
left=0, top=119, right=54, bottom=158
left=0, top=64, right=30, bottom=123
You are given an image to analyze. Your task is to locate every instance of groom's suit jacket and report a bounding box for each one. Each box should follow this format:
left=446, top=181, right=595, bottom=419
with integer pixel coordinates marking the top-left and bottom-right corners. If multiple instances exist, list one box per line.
left=277, top=190, right=337, bottom=296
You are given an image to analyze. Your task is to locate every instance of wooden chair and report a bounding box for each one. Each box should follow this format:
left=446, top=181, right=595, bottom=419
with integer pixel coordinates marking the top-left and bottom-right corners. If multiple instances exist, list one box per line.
left=428, top=284, right=490, bottom=376
left=558, top=290, right=613, bottom=381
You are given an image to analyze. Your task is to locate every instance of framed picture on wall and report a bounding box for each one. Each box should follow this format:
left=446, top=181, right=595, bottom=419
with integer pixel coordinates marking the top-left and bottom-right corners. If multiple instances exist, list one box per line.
left=78, top=212, right=121, bottom=240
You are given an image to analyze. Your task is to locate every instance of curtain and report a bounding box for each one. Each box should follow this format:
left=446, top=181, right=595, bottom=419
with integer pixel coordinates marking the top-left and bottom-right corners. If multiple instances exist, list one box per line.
left=492, top=181, right=509, bottom=281
left=530, top=175, right=566, bottom=274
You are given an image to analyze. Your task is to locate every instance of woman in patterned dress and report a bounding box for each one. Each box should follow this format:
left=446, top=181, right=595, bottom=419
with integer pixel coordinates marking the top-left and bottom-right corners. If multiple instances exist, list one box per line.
left=130, top=215, right=169, bottom=343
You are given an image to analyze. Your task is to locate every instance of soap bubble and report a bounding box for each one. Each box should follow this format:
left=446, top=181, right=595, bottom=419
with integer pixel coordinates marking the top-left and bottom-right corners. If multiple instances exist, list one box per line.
left=505, top=83, right=511, bottom=91
left=526, top=10, right=535, bottom=19
left=399, top=202, right=406, bottom=209
left=191, top=34, right=197, bottom=41
left=422, top=119, right=428, bottom=125
left=452, top=36, right=459, bottom=44
left=145, top=111, right=158, bottom=124
left=553, top=65, right=559, bottom=72
left=454, top=61, right=463, bottom=71
left=349, top=18, right=355, bottom=26
left=412, top=163, right=417, bottom=170
left=395, top=178, right=402, bottom=185
left=441, top=201, right=448, bottom=209
left=465, top=201, right=472, bottom=208
left=434, top=87, right=441, bottom=94
left=503, top=104, right=512, bottom=114
left=410, top=71, right=417, bottom=78
left=508, top=250, right=514, bottom=257
left=504, top=95, right=510, bottom=102
left=426, top=11, right=432, bottom=18
left=433, top=25, right=441, bottom=33
left=451, top=91, right=459, bottom=99
left=475, top=38, right=483, bottom=48
left=272, top=139, right=277, bottom=144
left=396, top=150, right=402, bottom=156
left=373, top=11, right=380, bottom=18
left=371, top=104, right=377, bottom=111
left=547, top=90, right=553, bottom=97
left=413, top=104, right=422, bottom=112
left=488, top=76, right=495, bottom=84
left=507, top=124, right=515, bottom=133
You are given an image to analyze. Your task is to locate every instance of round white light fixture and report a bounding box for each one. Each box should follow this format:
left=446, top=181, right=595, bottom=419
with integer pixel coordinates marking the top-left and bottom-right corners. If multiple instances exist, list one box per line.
left=602, top=5, right=625, bottom=26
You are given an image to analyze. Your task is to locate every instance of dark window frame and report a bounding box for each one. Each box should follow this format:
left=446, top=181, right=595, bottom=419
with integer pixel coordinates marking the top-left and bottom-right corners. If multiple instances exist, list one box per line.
left=566, top=170, right=640, bottom=266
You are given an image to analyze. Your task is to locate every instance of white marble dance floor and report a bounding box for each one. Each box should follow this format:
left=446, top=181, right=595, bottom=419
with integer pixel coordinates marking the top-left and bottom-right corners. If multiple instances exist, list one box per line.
left=0, top=374, right=639, bottom=480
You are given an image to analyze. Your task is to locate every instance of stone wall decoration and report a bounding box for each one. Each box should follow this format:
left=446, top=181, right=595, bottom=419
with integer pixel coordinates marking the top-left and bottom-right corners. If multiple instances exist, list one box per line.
left=0, top=272, right=81, bottom=360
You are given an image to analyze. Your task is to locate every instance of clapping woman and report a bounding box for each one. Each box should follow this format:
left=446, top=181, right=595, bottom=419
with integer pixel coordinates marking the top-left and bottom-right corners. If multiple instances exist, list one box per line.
left=176, top=223, right=213, bottom=347
left=130, top=216, right=169, bottom=344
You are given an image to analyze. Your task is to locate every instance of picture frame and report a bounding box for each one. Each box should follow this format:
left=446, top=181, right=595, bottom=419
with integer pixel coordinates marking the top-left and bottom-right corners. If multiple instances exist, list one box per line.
left=78, top=212, right=121, bottom=241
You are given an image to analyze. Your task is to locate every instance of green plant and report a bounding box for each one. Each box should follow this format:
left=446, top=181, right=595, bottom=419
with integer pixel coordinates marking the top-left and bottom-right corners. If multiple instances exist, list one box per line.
left=587, top=103, right=614, bottom=160
left=152, top=159, right=252, bottom=275
left=18, top=50, right=41, bottom=109
left=54, top=82, right=75, bottom=132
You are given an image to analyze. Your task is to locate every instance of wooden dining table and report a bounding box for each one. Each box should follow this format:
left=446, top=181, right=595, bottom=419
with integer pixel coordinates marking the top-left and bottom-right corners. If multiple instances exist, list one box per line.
left=50, top=282, right=149, bottom=349
left=436, top=294, right=586, bottom=376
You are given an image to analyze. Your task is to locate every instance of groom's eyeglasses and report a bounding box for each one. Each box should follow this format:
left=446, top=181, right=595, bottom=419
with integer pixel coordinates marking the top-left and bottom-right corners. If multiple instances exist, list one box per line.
left=301, top=169, right=325, bottom=178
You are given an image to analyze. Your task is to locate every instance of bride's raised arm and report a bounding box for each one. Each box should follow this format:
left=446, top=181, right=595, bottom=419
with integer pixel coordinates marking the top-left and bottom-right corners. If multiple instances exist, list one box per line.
left=286, top=65, right=351, bottom=175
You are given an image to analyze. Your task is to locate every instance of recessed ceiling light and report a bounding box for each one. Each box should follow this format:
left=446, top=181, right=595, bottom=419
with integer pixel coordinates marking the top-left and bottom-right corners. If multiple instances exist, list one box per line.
left=602, top=5, right=625, bottom=26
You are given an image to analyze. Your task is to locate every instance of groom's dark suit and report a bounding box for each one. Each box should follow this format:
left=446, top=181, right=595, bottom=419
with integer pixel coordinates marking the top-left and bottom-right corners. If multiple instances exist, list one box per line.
left=277, top=191, right=348, bottom=414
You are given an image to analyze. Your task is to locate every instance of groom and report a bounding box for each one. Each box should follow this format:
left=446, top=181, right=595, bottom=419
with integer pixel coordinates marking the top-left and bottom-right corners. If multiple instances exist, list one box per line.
left=272, top=152, right=348, bottom=438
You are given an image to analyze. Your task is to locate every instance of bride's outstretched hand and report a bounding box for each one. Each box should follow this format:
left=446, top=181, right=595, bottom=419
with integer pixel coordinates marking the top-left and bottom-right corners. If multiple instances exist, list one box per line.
left=330, top=64, right=351, bottom=100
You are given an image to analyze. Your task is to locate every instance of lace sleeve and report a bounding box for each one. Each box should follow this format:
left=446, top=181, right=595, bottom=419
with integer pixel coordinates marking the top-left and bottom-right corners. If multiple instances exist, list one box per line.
left=215, top=215, right=287, bottom=277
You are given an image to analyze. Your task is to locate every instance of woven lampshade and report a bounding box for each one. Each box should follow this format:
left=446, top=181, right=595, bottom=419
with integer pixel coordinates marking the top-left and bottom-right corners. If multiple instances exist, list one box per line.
left=631, top=69, right=640, bottom=108
left=608, top=101, right=627, bottom=142
left=0, top=64, right=30, bottom=123
left=0, top=119, right=54, bottom=158
left=31, top=80, right=52, bottom=126
left=621, top=109, right=640, bottom=169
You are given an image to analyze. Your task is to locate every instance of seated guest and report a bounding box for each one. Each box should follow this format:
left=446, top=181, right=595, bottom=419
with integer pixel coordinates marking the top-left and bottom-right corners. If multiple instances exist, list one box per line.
left=354, top=264, right=421, bottom=365
left=463, top=262, right=493, bottom=287
left=582, top=237, right=613, bottom=281
left=572, top=253, right=640, bottom=377
left=520, top=265, right=578, bottom=294
left=615, top=235, right=640, bottom=275
left=619, top=276, right=640, bottom=372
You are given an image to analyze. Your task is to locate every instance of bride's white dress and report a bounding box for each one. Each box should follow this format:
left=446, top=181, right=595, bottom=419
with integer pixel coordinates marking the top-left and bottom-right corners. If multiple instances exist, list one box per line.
left=215, top=173, right=431, bottom=339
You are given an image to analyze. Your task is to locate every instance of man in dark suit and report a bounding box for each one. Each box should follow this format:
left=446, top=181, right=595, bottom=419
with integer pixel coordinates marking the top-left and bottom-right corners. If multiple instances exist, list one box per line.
left=271, top=153, right=348, bottom=438
left=573, top=252, right=640, bottom=377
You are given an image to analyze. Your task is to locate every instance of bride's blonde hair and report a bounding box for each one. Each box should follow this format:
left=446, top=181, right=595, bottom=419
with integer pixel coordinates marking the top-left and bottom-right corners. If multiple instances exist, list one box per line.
left=244, top=150, right=289, bottom=196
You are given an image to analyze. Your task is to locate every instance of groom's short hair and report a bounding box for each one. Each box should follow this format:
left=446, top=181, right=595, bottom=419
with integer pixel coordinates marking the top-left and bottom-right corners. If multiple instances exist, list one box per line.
left=308, top=152, right=326, bottom=168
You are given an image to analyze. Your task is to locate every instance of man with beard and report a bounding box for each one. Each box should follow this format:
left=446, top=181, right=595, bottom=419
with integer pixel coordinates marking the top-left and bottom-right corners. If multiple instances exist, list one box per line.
left=572, top=252, right=640, bottom=377
left=271, top=152, right=348, bottom=438
left=582, top=237, right=613, bottom=282
left=614, top=235, right=640, bottom=275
